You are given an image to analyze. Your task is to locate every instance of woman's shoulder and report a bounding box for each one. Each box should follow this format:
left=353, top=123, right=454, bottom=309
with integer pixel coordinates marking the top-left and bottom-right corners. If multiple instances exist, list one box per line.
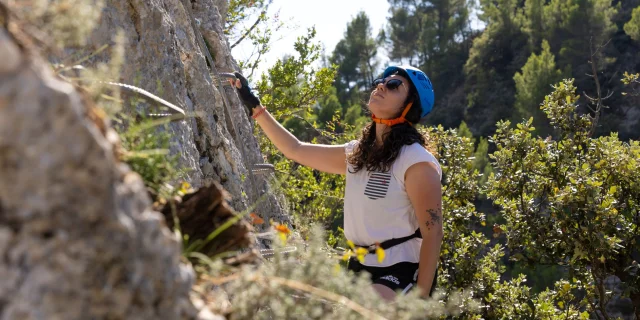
left=345, top=140, right=359, bottom=155
left=395, top=143, right=441, bottom=180
left=400, top=143, right=436, bottom=158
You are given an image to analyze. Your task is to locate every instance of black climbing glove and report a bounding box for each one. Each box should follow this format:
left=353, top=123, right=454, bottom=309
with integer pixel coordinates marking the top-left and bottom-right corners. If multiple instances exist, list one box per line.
left=233, top=72, right=261, bottom=112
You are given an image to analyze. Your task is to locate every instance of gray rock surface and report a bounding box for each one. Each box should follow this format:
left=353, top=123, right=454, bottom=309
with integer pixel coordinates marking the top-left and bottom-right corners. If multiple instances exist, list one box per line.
left=0, top=28, right=202, bottom=319
left=0, top=0, right=291, bottom=318
left=83, top=0, right=289, bottom=226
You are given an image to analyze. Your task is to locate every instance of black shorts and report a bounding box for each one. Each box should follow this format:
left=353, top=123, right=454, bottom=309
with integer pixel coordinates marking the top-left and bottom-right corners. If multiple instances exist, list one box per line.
left=347, top=258, right=436, bottom=295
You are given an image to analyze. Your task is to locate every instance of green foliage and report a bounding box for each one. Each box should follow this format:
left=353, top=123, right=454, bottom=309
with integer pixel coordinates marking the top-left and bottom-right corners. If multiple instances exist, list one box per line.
left=205, top=226, right=478, bottom=319
left=487, top=79, right=640, bottom=317
left=343, top=104, right=366, bottom=129
left=429, top=126, right=493, bottom=298
left=520, top=0, right=545, bottom=47
left=538, top=0, right=617, bottom=73
left=456, top=121, right=474, bottom=140
left=119, top=116, right=184, bottom=197
left=513, top=40, right=564, bottom=136
left=473, top=137, right=492, bottom=187
left=386, top=0, right=471, bottom=64
left=624, top=6, right=640, bottom=41
left=331, top=12, right=380, bottom=106
left=315, top=86, right=343, bottom=127
left=225, top=0, right=268, bottom=35
left=225, top=0, right=288, bottom=77
left=464, top=0, right=529, bottom=136
left=255, top=28, right=336, bottom=117
left=10, top=0, right=105, bottom=48
left=386, top=0, right=472, bottom=128
left=456, top=122, right=493, bottom=186
left=622, top=71, right=640, bottom=97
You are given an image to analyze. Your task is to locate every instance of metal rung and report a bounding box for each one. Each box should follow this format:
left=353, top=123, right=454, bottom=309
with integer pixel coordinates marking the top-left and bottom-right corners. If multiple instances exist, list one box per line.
left=251, top=163, right=275, bottom=174
left=260, top=246, right=298, bottom=257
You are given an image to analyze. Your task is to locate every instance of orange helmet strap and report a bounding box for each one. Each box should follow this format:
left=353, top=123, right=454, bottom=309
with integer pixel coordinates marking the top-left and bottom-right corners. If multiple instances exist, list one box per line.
left=371, top=101, right=414, bottom=126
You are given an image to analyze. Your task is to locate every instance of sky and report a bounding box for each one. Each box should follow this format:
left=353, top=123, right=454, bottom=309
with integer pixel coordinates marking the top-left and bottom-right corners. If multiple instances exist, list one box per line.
left=231, top=0, right=391, bottom=76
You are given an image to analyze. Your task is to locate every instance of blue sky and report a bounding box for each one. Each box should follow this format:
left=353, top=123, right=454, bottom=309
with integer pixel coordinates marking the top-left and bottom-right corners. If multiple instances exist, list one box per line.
left=231, top=0, right=391, bottom=76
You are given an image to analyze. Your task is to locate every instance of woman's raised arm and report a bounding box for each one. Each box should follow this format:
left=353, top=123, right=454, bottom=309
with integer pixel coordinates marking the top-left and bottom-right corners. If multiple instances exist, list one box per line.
left=232, top=73, right=347, bottom=175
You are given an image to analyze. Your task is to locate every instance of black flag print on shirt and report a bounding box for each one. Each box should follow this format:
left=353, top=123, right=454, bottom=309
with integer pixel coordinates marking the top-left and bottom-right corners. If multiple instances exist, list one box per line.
left=364, top=172, right=392, bottom=200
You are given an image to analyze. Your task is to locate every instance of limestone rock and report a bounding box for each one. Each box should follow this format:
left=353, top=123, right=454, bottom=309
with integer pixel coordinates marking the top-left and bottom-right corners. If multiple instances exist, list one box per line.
left=78, top=0, right=289, bottom=227
left=0, top=26, right=206, bottom=320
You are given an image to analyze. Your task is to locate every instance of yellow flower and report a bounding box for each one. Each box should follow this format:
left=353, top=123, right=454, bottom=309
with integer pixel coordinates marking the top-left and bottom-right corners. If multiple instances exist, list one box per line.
left=376, top=246, right=385, bottom=263
left=278, top=232, right=287, bottom=243
left=274, top=223, right=291, bottom=244
left=178, top=181, right=191, bottom=195
left=355, top=247, right=368, bottom=263
left=342, top=250, right=353, bottom=261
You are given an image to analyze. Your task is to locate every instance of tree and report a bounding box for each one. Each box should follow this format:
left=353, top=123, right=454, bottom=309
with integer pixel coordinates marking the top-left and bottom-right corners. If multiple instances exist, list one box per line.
left=624, top=6, right=640, bottom=41
left=513, top=40, right=565, bottom=137
left=315, top=86, right=343, bottom=127
left=533, top=0, right=617, bottom=100
left=464, top=0, right=530, bottom=136
left=520, top=0, right=545, bottom=48
left=488, top=79, right=640, bottom=317
left=386, top=0, right=473, bottom=128
left=330, top=12, right=380, bottom=106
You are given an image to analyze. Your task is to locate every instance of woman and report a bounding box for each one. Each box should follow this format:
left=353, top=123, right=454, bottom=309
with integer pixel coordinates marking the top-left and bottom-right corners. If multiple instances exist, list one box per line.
left=231, top=65, right=442, bottom=301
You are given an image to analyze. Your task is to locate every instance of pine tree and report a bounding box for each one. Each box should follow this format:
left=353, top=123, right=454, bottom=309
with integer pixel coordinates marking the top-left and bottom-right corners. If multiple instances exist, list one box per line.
left=386, top=0, right=473, bottom=128
left=520, top=0, right=545, bottom=47
left=513, top=40, right=564, bottom=137
left=541, top=0, right=617, bottom=78
left=456, top=121, right=474, bottom=140
left=624, top=6, right=640, bottom=41
left=464, top=0, right=529, bottom=136
left=330, top=12, right=380, bottom=106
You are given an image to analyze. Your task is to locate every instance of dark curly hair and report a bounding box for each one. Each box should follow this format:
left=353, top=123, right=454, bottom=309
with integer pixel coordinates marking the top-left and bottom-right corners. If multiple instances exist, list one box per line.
left=347, top=70, right=435, bottom=173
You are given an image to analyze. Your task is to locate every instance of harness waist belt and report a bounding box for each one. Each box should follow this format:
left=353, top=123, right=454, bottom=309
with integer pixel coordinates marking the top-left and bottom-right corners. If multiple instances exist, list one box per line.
left=365, top=228, right=422, bottom=253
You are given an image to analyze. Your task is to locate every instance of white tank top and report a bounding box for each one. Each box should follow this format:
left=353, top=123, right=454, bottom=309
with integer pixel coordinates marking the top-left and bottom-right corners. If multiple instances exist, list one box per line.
left=343, top=140, right=442, bottom=267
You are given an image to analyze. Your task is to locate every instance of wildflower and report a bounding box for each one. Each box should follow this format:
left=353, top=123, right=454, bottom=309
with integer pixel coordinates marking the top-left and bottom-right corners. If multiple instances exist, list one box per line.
left=249, top=213, right=265, bottom=225
left=274, top=223, right=291, bottom=243
left=342, top=249, right=353, bottom=261
left=178, top=181, right=191, bottom=196
left=374, top=242, right=385, bottom=263
left=355, top=247, right=368, bottom=263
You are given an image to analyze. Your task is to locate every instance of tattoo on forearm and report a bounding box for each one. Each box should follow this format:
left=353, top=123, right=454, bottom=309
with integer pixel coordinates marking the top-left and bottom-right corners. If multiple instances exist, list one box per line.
left=425, top=205, right=442, bottom=231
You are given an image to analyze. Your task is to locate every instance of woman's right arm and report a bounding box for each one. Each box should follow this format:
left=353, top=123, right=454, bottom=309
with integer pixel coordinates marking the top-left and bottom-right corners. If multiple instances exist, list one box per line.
left=252, top=106, right=347, bottom=175
left=230, top=72, right=347, bottom=175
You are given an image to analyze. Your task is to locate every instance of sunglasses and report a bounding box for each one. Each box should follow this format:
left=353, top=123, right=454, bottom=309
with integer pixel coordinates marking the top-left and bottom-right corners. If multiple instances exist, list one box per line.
left=371, top=78, right=406, bottom=91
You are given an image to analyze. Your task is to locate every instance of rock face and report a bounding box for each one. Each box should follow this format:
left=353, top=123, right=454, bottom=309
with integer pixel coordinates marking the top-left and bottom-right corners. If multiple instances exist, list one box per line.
left=84, top=0, right=288, bottom=225
left=0, top=29, right=201, bottom=319
left=0, top=0, right=289, bottom=318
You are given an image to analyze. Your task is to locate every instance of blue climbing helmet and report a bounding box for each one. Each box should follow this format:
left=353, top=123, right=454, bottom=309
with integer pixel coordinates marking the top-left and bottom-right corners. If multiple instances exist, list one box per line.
left=382, top=65, right=435, bottom=118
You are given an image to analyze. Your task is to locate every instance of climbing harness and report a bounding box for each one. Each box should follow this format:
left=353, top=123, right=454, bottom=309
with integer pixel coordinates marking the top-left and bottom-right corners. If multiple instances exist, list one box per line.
left=357, top=229, right=422, bottom=254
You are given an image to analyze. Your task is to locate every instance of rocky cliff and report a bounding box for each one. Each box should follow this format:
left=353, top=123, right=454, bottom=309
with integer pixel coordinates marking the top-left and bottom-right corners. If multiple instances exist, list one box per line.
left=0, top=0, right=289, bottom=319
left=86, top=0, right=287, bottom=223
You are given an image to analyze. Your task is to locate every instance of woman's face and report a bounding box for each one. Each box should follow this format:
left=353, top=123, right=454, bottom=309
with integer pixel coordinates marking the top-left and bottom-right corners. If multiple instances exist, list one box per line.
left=367, top=74, right=410, bottom=120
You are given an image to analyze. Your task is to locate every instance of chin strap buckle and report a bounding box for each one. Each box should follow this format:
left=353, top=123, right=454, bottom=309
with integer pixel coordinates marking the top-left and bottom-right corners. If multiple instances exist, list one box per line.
left=371, top=101, right=414, bottom=126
